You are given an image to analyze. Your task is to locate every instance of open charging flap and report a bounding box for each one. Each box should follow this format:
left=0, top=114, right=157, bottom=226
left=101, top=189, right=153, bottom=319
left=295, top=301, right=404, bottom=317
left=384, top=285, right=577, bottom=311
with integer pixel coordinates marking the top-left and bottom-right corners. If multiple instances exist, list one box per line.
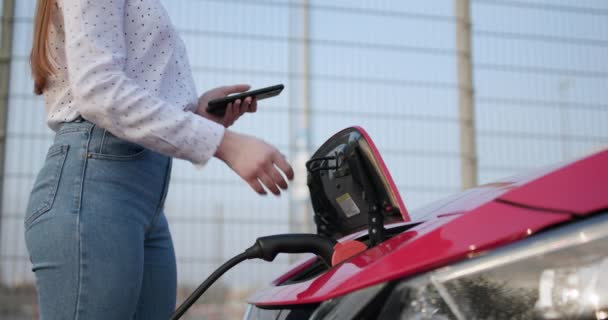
left=307, top=127, right=409, bottom=250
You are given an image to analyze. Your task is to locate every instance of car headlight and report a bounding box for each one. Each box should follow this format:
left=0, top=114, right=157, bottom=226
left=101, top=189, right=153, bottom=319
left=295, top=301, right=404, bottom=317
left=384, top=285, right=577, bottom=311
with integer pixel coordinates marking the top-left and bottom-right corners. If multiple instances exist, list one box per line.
left=310, top=213, right=608, bottom=320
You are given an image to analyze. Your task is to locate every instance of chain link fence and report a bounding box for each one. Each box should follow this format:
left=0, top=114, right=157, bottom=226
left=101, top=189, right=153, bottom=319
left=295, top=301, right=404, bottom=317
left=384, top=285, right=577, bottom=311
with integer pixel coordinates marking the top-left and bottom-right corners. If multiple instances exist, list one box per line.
left=1, top=0, right=607, bottom=319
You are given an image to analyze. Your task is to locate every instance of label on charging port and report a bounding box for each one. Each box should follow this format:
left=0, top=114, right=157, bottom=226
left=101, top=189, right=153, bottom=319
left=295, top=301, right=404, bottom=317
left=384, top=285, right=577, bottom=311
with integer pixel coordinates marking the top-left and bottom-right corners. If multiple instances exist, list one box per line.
left=336, top=193, right=360, bottom=218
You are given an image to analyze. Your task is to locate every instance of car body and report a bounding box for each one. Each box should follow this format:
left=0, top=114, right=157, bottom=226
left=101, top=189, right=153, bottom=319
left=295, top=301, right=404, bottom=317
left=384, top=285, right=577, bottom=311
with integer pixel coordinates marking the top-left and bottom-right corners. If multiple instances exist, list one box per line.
left=244, top=127, right=608, bottom=320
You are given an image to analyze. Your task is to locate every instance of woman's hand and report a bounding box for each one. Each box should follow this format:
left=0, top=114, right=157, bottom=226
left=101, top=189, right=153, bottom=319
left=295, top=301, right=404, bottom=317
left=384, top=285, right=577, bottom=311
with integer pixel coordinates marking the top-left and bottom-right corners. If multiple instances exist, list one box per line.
left=215, top=131, right=294, bottom=195
left=196, top=84, right=258, bottom=128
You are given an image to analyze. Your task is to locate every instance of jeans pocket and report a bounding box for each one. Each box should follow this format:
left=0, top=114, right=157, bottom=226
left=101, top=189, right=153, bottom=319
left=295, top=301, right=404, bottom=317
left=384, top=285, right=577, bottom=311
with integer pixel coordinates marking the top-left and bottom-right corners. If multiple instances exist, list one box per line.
left=87, top=129, right=147, bottom=161
left=25, top=144, right=70, bottom=228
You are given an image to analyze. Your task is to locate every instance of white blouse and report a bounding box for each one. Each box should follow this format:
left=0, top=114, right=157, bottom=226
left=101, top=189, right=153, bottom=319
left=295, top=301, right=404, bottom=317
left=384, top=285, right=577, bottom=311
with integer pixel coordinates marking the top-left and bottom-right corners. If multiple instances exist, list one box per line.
left=43, top=0, right=225, bottom=166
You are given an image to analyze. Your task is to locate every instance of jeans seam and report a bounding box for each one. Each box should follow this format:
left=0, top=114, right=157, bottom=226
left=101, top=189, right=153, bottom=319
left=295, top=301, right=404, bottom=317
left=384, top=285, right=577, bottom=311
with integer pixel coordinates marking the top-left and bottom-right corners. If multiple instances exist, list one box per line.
left=145, top=157, right=172, bottom=234
left=24, top=145, right=70, bottom=229
left=99, top=128, right=107, bottom=154
left=74, top=125, right=93, bottom=320
left=72, top=127, right=93, bottom=214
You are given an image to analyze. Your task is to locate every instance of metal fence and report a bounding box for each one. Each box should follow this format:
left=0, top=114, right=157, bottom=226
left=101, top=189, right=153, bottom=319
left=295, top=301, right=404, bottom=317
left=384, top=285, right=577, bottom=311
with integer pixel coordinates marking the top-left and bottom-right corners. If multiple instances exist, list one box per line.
left=1, top=0, right=607, bottom=319
left=473, top=0, right=608, bottom=184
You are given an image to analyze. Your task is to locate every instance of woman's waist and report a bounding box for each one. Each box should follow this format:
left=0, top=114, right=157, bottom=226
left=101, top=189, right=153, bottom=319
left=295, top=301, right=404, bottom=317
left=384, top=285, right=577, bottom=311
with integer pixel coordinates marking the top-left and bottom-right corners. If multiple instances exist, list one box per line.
left=53, top=117, right=171, bottom=164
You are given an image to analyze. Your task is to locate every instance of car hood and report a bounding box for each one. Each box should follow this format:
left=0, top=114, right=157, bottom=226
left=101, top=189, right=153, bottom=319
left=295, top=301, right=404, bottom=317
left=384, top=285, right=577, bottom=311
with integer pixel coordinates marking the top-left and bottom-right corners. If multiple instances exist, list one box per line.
left=249, top=140, right=608, bottom=306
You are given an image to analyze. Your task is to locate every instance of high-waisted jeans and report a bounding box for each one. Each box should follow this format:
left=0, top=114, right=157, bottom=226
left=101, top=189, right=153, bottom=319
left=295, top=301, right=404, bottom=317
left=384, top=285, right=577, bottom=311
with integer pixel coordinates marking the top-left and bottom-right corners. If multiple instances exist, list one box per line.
left=24, top=118, right=176, bottom=320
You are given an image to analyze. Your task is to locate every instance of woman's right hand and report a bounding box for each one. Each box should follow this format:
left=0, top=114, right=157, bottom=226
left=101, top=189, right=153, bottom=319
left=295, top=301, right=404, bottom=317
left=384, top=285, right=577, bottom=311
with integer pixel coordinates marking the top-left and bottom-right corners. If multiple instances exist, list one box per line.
left=214, top=131, right=294, bottom=195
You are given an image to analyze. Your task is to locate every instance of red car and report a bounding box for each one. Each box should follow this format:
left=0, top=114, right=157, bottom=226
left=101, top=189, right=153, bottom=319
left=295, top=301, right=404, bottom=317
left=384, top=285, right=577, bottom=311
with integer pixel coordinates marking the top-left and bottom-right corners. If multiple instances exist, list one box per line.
left=244, top=127, right=608, bottom=320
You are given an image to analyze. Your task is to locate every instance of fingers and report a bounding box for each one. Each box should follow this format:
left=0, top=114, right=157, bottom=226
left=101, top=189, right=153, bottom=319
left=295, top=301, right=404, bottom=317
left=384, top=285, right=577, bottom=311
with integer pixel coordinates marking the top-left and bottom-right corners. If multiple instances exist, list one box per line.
left=232, top=99, right=242, bottom=117
left=240, top=97, right=252, bottom=116
left=223, top=102, right=237, bottom=127
left=256, top=154, right=293, bottom=196
left=247, top=178, right=267, bottom=196
left=224, top=132, right=294, bottom=196
left=249, top=98, right=258, bottom=113
left=258, top=172, right=281, bottom=196
left=266, top=163, right=289, bottom=190
left=273, top=153, right=295, bottom=181
left=220, top=84, right=257, bottom=114
left=227, top=97, right=253, bottom=127
left=249, top=154, right=293, bottom=196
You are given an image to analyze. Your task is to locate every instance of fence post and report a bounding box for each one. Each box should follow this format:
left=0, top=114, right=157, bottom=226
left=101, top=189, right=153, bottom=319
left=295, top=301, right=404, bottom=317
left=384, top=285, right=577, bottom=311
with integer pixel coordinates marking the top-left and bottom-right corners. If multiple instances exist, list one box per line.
left=288, top=0, right=314, bottom=240
left=455, top=0, right=478, bottom=189
left=0, top=0, right=15, bottom=248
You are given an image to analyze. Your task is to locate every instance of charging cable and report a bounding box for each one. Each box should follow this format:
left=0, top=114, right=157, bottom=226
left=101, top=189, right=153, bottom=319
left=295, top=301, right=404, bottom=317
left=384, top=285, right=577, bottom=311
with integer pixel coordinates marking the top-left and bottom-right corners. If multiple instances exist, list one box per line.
left=170, top=234, right=337, bottom=320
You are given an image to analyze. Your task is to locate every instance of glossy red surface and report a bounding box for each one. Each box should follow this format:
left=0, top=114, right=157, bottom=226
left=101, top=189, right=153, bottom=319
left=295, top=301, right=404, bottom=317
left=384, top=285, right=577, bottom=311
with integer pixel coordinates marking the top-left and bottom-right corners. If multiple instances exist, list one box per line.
left=270, top=257, right=317, bottom=287
left=499, top=150, right=608, bottom=215
left=353, top=126, right=410, bottom=222
left=248, top=145, right=607, bottom=307
left=249, top=201, right=571, bottom=306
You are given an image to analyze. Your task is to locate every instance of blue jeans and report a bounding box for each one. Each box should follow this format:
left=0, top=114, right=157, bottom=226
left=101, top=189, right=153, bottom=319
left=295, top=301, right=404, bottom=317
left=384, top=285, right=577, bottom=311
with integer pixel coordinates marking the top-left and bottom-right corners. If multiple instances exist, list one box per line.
left=24, top=118, right=176, bottom=320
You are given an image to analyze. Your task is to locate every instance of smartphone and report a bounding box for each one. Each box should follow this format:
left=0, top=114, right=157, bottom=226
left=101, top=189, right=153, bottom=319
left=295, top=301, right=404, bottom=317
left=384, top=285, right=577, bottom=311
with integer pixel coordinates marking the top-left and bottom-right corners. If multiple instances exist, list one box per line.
left=206, top=84, right=284, bottom=117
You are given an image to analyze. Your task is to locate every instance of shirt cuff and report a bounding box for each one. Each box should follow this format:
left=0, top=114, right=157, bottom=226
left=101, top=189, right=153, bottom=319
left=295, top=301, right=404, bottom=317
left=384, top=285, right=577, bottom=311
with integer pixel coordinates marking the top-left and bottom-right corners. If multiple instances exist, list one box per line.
left=189, top=118, right=226, bottom=169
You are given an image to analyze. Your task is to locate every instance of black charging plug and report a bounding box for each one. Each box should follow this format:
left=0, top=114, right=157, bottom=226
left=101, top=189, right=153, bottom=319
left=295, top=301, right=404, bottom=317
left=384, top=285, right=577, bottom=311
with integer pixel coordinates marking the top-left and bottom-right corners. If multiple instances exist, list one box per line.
left=246, top=234, right=337, bottom=266
left=171, top=233, right=337, bottom=320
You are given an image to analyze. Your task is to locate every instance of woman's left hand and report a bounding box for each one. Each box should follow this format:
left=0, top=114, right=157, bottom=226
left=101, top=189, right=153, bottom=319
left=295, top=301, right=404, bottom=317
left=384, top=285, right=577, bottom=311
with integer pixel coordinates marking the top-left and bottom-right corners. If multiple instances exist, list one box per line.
left=196, top=84, right=258, bottom=128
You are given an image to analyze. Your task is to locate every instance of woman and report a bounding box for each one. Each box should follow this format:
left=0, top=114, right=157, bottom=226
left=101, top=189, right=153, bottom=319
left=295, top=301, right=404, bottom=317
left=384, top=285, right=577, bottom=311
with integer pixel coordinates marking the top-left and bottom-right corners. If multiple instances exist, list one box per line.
left=25, top=0, right=294, bottom=319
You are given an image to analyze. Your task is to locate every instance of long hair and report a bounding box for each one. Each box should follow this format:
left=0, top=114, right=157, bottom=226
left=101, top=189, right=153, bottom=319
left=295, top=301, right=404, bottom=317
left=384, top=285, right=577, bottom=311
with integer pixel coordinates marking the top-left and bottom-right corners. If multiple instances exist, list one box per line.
left=30, top=0, right=55, bottom=95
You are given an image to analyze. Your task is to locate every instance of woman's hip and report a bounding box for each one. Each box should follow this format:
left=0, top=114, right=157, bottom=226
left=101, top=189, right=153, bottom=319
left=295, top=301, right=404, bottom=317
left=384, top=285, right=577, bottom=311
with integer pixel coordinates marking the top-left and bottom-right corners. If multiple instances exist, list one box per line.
left=24, top=118, right=172, bottom=230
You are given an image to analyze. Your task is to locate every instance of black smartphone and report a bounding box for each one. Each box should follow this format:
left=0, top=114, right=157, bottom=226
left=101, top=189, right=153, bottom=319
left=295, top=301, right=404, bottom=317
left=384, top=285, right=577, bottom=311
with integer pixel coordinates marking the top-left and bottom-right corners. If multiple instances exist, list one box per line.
left=206, top=84, right=284, bottom=117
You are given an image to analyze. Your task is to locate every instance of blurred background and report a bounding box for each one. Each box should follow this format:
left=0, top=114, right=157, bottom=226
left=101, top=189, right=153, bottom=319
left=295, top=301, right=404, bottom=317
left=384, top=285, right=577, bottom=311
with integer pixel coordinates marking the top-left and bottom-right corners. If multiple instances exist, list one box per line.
left=1, top=0, right=607, bottom=319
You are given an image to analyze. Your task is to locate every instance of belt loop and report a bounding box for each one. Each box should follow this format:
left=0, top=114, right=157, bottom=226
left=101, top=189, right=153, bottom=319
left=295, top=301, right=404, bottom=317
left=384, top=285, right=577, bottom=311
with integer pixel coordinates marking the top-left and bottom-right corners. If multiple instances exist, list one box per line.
left=99, top=128, right=108, bottom=154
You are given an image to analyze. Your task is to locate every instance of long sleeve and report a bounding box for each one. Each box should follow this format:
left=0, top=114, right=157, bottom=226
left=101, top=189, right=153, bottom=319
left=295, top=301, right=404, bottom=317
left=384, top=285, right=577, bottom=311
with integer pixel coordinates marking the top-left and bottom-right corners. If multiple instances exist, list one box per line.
left=59, top=0, right=224, bottom=166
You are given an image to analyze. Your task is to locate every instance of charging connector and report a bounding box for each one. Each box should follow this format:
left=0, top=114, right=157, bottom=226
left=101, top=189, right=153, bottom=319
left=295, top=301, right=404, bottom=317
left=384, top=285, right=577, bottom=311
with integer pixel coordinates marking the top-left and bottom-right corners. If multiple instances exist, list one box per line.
left=171, top=234, right=337, bottom=320
left=247, top=234, right=337, bottom=266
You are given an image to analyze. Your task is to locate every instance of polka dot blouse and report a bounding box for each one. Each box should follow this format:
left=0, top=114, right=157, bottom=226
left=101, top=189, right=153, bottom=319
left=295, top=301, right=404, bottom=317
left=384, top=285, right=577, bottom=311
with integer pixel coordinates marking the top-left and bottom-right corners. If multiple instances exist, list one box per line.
left=43, top=0, right=225, bottom=166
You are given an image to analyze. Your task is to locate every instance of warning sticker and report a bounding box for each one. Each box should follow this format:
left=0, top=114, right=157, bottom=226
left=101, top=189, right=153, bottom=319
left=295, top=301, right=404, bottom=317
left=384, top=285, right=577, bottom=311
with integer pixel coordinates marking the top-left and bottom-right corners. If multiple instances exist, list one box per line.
left=336, top=193, right=361, bottom=218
